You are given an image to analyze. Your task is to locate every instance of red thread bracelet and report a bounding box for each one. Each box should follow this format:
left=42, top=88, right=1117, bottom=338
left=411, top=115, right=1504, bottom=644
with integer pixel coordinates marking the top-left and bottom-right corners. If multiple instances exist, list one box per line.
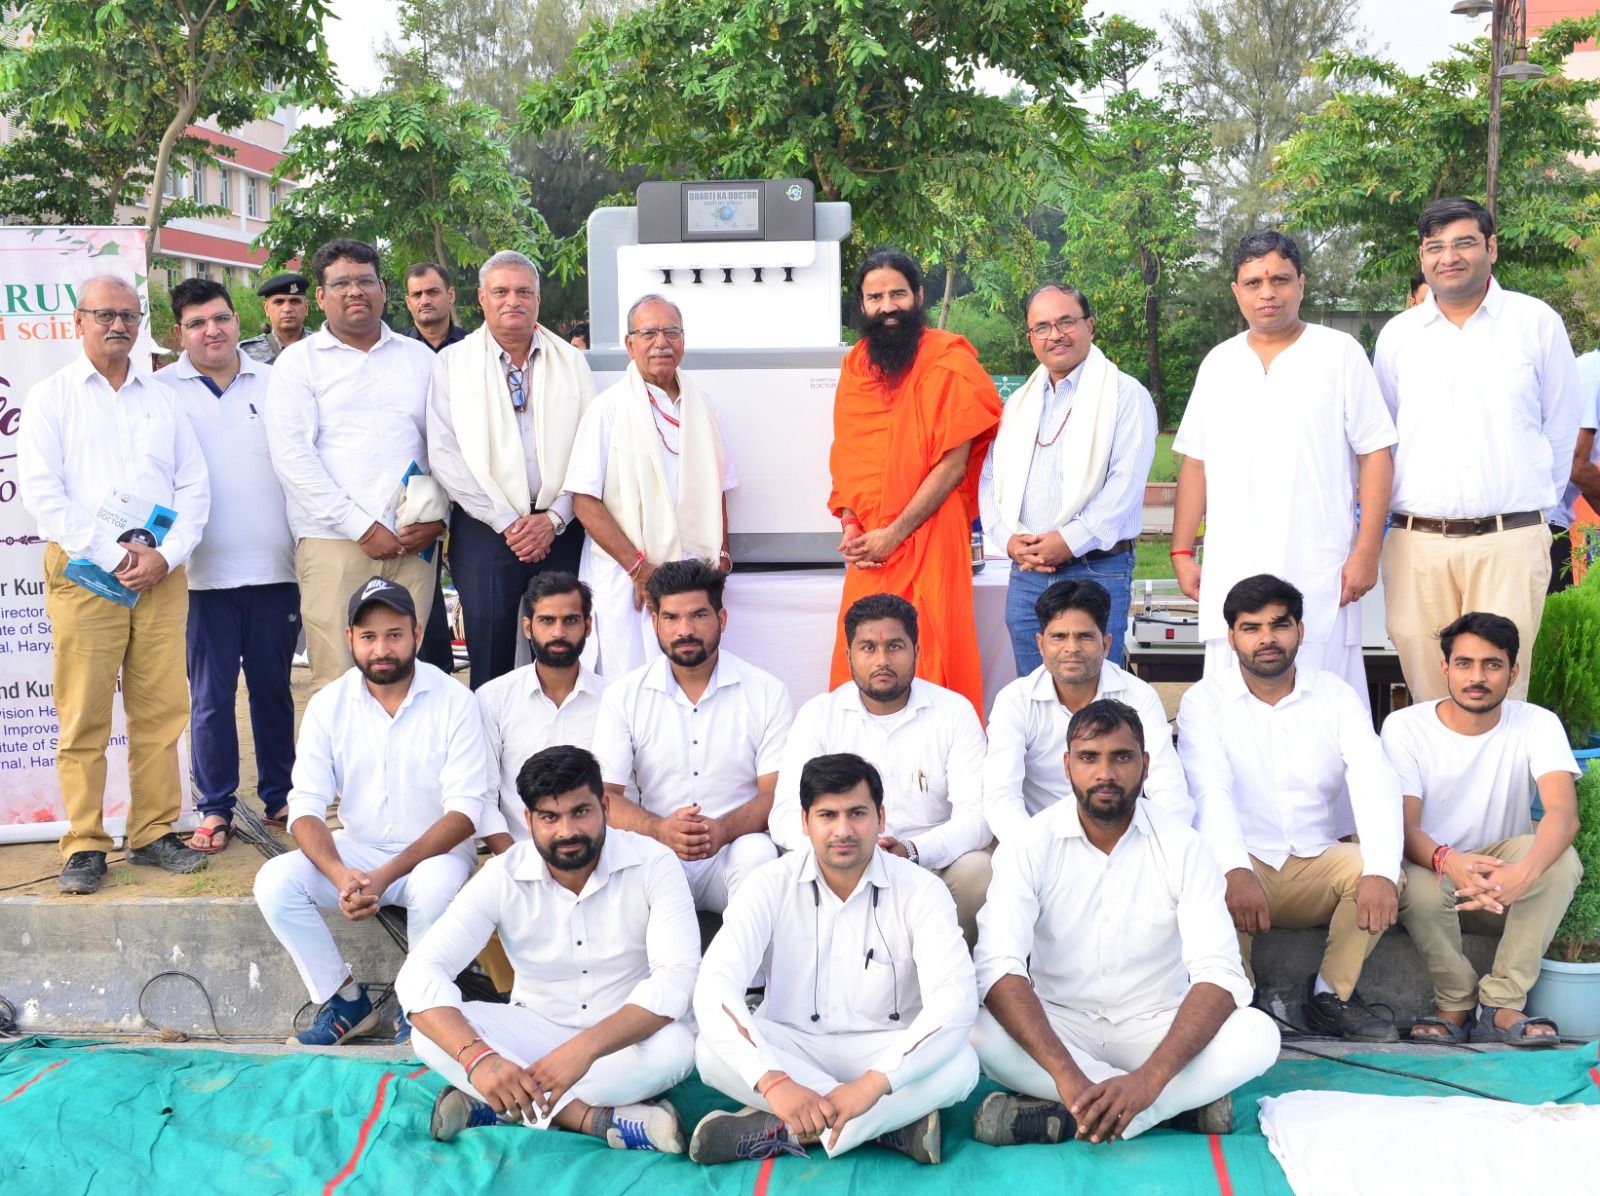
left=1432, top=844, right=1454, bottom=875
left=464, top=1047, right=496, bottom=1080
left=1170, top=549, right=1195, bottom=558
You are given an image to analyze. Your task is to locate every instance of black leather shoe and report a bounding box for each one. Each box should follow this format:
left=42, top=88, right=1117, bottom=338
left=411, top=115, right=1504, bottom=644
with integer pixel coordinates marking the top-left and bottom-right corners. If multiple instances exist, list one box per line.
left=127, top=833, right=207, bottom=875
left=58, top=850, right=107, bottom=894
left=1302, top=977, right=1399, bottom=1042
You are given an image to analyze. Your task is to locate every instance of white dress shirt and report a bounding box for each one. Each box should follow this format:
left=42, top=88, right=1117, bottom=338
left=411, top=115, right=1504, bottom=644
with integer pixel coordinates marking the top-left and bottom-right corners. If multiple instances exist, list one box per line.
left=593, top=650, right=792, bottom=819
left=18, top=357, right=210, bottom=572
left=1555, top=349, right=1600, bottom=528
left=694, top=847, right=978, bottom=1091
left=1177, top=663, right=1404, bottom=880
left=1381, top=698, right=1579, bottom=850
left=1374, top=278, right=1580, bottom=519
left=769, top=679, right=990, bottom=869
left=264, top=323, right=438, bottom=542
left=979, top=364, right=1157, bottom=555
left=974, top=800, right=1252, bottom=1022
left=285, top=661, right=489, bottom=860
left=157, top=350, right=294, bottom=589
left=1174, top=324, right=1396, bottom=644
left=395, top=830, right=700, bottom=1028
left=426, top=330, right=580, bottom=532
left=563, top=378, right=739, bottom=507
left=983, top=661, right=1194, bottom=843
left=476, top=662, right=609, bottom=841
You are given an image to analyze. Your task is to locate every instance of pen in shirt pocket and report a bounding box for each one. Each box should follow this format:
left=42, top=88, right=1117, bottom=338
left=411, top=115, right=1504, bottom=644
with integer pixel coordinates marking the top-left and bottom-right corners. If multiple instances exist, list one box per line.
left=916, top=768, right=928, bottom=792
left=248, top=403, right=260, bottom=418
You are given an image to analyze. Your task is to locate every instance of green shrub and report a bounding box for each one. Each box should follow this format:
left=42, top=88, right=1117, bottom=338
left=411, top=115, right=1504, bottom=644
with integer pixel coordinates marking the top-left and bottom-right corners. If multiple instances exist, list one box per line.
left=1528, top=566, right=1600, bottom=748
left=1552, top=760, right=1600, bottom=962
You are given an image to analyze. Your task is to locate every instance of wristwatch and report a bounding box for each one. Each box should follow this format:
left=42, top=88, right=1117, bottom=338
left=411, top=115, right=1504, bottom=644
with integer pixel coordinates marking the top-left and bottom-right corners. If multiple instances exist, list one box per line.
left=545, top=509, right=567, bottom=536
left=905, top=841, right=919, bottom=866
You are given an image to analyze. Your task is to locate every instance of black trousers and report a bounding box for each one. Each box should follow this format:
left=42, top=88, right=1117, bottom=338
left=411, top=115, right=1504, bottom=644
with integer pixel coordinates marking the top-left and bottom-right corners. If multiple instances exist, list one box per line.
left=417, top=549, right=457, bottom=674
left=447, top=503, right=584, bottom=689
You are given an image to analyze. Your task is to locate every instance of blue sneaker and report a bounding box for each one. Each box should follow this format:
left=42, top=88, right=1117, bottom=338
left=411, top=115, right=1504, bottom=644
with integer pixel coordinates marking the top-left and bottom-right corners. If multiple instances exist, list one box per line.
left=430, top=1087, right=502, bottom=1141
left=602, top=1100, right=686, bottom=1152
left=393, top=1008, right=412, bottom=1045
left=290, top=984, right=378, bottom=1047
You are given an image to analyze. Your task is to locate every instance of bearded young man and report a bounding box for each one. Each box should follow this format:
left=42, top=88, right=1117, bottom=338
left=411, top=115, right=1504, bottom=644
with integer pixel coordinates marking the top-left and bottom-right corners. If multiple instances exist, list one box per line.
left=253, top=578, right=491, bottom=1047
left=827, top=251, right=1002, bottom=716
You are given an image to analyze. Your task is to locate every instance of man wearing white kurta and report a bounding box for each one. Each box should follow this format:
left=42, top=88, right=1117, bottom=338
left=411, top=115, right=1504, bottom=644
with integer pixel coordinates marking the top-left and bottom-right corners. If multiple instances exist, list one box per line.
left=769, top=594, right=992, bottom=946
left=984, top=579, right=1192, bottom=844
left=399, top=745, right=698, bottom=1152
left=254, top=578, right=489, bottom=1047
left=971, top=699, right=1278, bottom=1147
left=594, top=561, right=792, bottom=912
left=1375, top=198, right=1579, bottom=701
left=427, top=251, right=594, bottom=689
left=1172, top=231, right=1395, bottom=708
left=690, top=753, right=979, bottom=1166
left=1177, top=575, right=1406, bottom=1042
left=565, top=294, right=736, bottom=678
left=979, top=283, right=1157, bottom=671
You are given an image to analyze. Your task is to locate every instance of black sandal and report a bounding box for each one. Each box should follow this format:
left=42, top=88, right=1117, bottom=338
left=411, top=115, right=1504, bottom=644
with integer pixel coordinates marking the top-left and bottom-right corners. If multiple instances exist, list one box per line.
left=1407, top=1015, right=1470, bottom=1043
left=1472, top=1006, right=1560, bottom=1048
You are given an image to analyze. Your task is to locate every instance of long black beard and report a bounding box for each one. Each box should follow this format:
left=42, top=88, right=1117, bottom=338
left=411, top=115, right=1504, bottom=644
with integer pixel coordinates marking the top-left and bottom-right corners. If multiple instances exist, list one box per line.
left=860, top=305, right=927, bottom=381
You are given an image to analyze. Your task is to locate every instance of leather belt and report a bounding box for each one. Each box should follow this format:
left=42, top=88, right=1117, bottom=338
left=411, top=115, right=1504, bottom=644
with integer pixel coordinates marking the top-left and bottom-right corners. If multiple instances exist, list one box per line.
left=1390, top=511, right=1543, bottom=537
left=1081, top=539, right=1135, bottom=561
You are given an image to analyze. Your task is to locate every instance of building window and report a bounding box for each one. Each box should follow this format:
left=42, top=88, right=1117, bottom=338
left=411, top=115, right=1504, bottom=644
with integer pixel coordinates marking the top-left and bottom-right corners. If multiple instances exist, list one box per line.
left=163, top=162, right=180, bottom=198
left=194, top=262, right=211, bottom=281
left=218, top=165, right=231, bottom=210
left=190, top=161, right=204, bottom=205
left=247, top=177, right=260, bottom=218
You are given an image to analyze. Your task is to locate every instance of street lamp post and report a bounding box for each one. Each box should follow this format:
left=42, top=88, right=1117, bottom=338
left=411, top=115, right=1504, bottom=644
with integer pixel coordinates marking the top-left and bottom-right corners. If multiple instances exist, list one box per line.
left=1451, top=0, right=1547, bottom=220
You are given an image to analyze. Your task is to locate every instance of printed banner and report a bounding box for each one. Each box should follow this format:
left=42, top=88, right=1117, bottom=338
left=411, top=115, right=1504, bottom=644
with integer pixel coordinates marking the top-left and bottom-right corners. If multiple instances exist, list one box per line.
left=0, top=226, right=192, bottom=845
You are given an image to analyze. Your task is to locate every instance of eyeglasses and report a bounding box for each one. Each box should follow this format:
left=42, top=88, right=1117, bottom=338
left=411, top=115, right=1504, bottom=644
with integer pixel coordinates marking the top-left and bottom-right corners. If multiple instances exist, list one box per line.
left=325, top=276, right=383, bottom=295
left=79, top=307, right=143, bottom=327
left=1421, top=236, right=1484, bottom=259
left=628, top=325, right=684, bottom=342
left=180, top=312, right=238, bottom=333
left=1026, top=315, right=1087, bottom=339
left=506, top=365, right=527, bottom=413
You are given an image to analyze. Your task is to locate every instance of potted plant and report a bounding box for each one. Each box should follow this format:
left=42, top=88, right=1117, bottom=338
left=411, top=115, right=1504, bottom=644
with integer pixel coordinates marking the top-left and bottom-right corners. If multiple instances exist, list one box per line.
left=1525, top=761, right=1600, bottom=1039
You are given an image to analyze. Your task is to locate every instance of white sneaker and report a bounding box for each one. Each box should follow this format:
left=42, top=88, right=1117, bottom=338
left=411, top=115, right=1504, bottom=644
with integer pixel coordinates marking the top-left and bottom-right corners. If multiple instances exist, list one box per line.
left=603, top=1099, right=687, bottom=1152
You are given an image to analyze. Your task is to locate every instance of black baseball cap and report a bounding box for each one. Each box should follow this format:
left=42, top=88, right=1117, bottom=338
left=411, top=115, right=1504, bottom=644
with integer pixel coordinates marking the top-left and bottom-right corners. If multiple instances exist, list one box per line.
left=348, top=577, right=417, bottom=625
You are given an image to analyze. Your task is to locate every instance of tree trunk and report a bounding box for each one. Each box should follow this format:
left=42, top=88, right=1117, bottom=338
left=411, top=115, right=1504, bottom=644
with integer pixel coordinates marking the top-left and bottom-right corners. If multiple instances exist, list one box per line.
left=146, top=99, right=200, bottom=267
left=432, top=222, right=447, bottom=270
left=1140, top=244, right=1163, bottom=423
left=938, top=261, right=956, bottom=330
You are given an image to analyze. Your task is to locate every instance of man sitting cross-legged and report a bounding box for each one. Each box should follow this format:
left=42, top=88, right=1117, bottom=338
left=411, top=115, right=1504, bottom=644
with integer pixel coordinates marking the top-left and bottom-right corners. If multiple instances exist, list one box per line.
left=972, top=699, right=1278, bottom=1147
left=399, top=745, right=700, bottom=1151
left=689, top=752, right=979, bottom=1166
left=1384, top=612, right=1583, bottom=1047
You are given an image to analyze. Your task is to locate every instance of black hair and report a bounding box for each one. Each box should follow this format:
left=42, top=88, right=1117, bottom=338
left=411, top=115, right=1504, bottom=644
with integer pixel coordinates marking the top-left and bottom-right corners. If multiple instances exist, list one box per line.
left=1222, top=574, right=1305, bottom=627
left=516, top=744, right=604, bottom=811
left=309, top=238, right=382, bottom=285
left=646, top=559, right=726, bottom=612
left=1419, top=196, right=1494, bottom=241
left=1438, top=611, right=1519, bottom=666
left=1035, top=579, right=1111, bottom=635
left=404, top=261, right=450, bottom=287
left=170, top=277, right=232, bottom=322
left=844, top=593, right=918, bottom=646
left=1410, top=269, right=1427, bottom=295
left=798, top=752, right=885, bottom=813
left=1024, top=282, right=1094, bottom=321
left=1066, top=698, right=1145, bottom=750
left=1232, top=230, right=1304, bottom=278
left=522, top=571, right=592, bottom=619
left=853, top=249, right=923, bottom=300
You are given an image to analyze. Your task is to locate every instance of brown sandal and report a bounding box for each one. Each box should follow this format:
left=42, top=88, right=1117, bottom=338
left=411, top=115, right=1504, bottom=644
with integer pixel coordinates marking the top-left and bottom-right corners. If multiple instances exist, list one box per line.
left=188, top=819, right=231, bottom=854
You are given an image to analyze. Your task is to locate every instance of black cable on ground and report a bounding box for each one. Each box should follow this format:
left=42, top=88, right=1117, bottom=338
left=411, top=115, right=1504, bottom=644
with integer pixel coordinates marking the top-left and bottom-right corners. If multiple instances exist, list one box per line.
left=1278, top=1042, right=1515, bottom=1102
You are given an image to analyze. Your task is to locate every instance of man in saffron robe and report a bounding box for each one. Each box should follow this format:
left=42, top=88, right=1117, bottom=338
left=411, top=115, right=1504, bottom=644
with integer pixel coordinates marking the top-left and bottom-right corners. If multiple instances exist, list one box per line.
left=828, top=250, right=1002, bottom=716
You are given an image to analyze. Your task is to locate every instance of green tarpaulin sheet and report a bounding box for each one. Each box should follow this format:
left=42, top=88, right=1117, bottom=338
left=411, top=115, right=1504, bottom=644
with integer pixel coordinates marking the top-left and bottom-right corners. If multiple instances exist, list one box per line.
left=2, top=1035, right=1596, bottom=1196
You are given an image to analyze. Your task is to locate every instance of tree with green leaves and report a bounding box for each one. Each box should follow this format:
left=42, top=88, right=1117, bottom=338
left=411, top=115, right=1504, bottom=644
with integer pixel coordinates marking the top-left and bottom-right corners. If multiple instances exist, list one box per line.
left=256, top=79, right=577, bottom=309
left=1273, top=16, right=1600, bottom=297
left=518, top=0, right=1098, bottom=316
left=0, top=0, right=338, bottom=261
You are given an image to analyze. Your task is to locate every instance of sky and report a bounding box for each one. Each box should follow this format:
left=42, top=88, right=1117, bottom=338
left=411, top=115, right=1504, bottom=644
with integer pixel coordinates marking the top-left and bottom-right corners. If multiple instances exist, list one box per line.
left=322, top=1, right=1480, bottom=97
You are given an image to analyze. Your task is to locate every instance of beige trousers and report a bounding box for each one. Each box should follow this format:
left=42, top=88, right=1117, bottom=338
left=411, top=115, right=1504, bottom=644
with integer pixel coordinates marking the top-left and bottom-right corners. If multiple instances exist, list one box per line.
left=933, top=846, right=994, bottom=950
left=295, top=537, right=436, bottom=693
left=1380, top=523, right=1550, bottom=702
left=1238, top=844, right=1397, bottom=1001
left=1399, top=835, right=1583, bottom=1012
left=44, top=543, right=190, bottom=857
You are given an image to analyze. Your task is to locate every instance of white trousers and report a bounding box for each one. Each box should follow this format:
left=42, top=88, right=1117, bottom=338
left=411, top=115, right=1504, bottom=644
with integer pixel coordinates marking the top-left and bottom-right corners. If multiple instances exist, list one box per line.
left=972, top=1004, right=1279, bottom=1139
left=253, top=831, right=472, bottom=1003
left=682, top=832, right=777, bottom=914
left=1204, top=609, right=1369, bottom=714
left=414, top=1001, right=695, bottom=1126
left=695, top=1018, right=980, bottom=1157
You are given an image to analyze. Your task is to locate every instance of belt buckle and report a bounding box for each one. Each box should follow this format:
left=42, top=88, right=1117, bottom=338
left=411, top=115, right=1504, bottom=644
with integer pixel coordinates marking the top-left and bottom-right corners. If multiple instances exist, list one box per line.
left=1441, top=519, right=1473, bottom=538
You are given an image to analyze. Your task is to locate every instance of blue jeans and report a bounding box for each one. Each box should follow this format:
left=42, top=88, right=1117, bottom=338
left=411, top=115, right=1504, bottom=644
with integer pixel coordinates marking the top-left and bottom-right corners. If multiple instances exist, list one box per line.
left=1005, top=549, right=1135, bottom=676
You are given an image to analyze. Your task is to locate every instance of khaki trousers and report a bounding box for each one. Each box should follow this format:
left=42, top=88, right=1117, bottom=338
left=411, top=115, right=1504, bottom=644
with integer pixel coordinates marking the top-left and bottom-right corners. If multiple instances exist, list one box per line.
left=295, top=537, right=436, bottom=693
left=1238, top=844, right=1395, bottom=1002
left=1399, top=836, right=1583, bottom=1012
left=44, top=543, right=189, bottom=858
left=933, top=846, right=994, bottom=950
left=1380, top=523, right=1550, bottom=702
